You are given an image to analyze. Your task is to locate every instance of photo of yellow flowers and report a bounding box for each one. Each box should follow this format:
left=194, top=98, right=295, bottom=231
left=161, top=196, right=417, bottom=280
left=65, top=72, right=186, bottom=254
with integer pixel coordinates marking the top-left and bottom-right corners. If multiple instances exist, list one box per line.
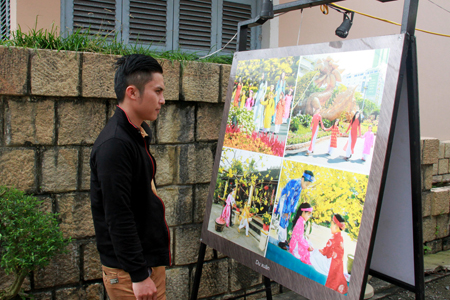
left=265, top=159, right=368, bottom=296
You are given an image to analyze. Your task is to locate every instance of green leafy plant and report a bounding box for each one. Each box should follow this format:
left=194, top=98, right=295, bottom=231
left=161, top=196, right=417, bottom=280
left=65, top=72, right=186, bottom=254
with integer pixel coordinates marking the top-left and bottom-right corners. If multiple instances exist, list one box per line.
left=423, top=245, right=432, bottom=254
left=1, top=23, right=233, bottom=65
left=262, top=212, right=272, bottom=225
left=0, top=186, right=70, bottom=300
left=227, top=106, right=256, bottom=134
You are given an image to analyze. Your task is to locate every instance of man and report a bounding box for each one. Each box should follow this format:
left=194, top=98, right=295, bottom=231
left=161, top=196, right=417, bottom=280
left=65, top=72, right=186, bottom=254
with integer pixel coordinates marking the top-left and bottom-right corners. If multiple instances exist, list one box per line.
left=90, top=54, right=169, bottom=300
left=274, top=170, right=314, bottom=250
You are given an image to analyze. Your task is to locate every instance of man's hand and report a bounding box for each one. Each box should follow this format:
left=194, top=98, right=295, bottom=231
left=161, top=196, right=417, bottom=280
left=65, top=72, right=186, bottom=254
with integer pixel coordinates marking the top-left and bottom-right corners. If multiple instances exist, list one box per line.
left=132, top=277, right=157, bottom=300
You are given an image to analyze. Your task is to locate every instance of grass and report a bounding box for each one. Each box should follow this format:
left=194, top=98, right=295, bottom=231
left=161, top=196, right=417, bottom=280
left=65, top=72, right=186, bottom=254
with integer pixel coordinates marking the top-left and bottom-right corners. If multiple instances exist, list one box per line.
left=0, top=24, right=233, bottom=65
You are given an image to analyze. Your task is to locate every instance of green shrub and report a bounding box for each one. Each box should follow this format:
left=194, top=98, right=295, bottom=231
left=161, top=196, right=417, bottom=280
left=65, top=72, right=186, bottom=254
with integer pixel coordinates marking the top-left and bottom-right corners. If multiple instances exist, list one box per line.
left=0, top=186, right=70, bottom=300
left=228, top=106, right=255, bottom=134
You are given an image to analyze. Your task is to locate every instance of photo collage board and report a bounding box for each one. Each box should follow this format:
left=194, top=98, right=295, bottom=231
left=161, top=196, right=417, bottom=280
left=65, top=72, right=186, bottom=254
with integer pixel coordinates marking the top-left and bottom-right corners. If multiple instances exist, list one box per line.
left=201, top=35, right=407, bottom=300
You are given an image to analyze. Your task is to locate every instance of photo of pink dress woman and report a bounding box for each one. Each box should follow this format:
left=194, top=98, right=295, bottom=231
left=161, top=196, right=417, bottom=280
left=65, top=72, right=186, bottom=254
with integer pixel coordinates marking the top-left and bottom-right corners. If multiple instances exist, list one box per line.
left=283, top=89, right=293, bottom=123
left=220, top=187, right=236, bottom=227
left=245, top=90, right=254, bottom=111
left=361, top=125, right=375, bottom=161
left=289, top=203, right=314, bottom=265
left=343, top=111, right=361, bottom=160
left=274, top=92, right=285, bottom=133
left=307, top=105, right=325, bottom=155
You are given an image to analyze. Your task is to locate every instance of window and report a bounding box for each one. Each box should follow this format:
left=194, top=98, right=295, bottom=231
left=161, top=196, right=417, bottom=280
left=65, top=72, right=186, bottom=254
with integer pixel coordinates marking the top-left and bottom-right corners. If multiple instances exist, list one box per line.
left=61, top=0, right=260, bottom=53
left=0, top=0, right=10, bottom=40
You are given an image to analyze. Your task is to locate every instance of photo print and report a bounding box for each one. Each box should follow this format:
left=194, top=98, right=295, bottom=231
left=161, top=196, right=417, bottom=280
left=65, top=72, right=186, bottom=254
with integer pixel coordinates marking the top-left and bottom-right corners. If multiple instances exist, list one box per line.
left=285, top=49, right=389, bottom=175
left=207, top=147, right=282, bottom=256
left=265, top=159, right=369, bottom=296
left=224, top=56, right=300, bottom=157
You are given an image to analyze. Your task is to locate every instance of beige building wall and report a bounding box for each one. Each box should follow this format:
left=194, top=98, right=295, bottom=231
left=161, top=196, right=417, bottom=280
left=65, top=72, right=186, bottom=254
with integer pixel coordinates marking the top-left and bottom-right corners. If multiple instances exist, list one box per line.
left=10, top=0, right=60, bottom=34
left=272, top=0, right=450, bottom=140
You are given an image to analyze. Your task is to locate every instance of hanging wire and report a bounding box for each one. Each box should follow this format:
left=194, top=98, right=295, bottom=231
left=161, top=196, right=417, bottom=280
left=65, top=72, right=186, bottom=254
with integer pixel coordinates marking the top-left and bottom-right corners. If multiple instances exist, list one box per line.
left=198, top=32, right=238, bottom=59
left=296, top=8, right=304, bottom=45
left=329, top=3, right=450, bottom=38
left=428, top=0, right=450, bottom=14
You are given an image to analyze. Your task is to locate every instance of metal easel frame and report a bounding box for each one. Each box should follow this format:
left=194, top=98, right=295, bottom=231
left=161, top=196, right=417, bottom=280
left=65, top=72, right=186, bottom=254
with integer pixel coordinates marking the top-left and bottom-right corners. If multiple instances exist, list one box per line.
left=191, top=0, right=423, bottom=299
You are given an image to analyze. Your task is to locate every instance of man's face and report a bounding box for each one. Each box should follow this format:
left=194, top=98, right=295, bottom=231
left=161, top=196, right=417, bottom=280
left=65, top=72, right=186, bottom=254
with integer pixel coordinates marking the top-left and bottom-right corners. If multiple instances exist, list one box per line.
left=135, top=72, right=165, bottom=122
left=301, top=178, right=311, bottom=190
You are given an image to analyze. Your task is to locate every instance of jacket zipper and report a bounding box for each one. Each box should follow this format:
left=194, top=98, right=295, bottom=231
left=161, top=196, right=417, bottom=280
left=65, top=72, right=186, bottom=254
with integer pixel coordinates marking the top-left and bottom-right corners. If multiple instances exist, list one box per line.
left=143, top=137, right=172, bottom=266
left=117, top=106, right=172, bottom=265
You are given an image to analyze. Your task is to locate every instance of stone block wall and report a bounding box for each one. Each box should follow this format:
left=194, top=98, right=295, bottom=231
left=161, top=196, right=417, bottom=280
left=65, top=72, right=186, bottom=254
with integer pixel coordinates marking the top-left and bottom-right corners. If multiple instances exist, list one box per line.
left=0, top=46, right=283, bottom=299
left=0, top=46, right=449, bottom=298
left=421, top=138, right=450, bottom=253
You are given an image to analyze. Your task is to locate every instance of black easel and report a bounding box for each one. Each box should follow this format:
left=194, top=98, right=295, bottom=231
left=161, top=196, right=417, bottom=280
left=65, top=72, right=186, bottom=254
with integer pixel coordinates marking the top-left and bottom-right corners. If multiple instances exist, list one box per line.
left=191, top=1, right=424, bottom=299
left=190, top=242, right=273, bottom=300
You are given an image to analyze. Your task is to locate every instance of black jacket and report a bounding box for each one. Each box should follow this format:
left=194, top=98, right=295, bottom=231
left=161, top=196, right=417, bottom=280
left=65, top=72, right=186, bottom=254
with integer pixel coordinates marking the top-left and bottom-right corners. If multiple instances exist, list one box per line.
left=90, top=106, right=171, bottom=282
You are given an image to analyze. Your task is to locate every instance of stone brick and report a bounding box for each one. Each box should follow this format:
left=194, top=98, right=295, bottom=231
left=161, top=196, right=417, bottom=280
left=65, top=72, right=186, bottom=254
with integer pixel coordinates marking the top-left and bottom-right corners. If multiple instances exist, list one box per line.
left=221, top=64, right=232, bottom=103
left=31, top=49, right=79, bottom=96
left=0, top=46, right=29, bottom=95
left=30, top=292, right=52, bottom=300
left=149, top=144, right=176, bottom=186
left=443, top=174, right=450, bottom=183
left=58, top=101, right=106, bottom=145
left=37, top=195, right=53, bottom=213
left=181, top=61, right=220, bottom=103
left=433, top=175, right=443, bottom=184
left=425, top=239, right=442, bottom=254
left=433, top=163, right=438, bottom=176
left=230, top=259, right=262, bottom=292
left=42, top=148, right=78, bottom=192
left=0, top=148, right=35, bottom=191
left=174, top=225, right=206, bottom=265
left=0, top=268, right=30, bottom=292
left=177, top=143, right=214, bottom=184
left=83, top=241, right=102, bottom=281
left=194, top=184, right=210, bottom=223
left=34, top=243, right=80, bottom=288
left=159, top=59, right=180, bottom=101
left=438, top=158, right=449, bottom=175
left=156, top=103, right=195, bottom=143
left=422, top=191, right=432, bottom=217
left=5, top=98, right=54, bottom=145
left=421, top=137, right=439, bottom=165
left=431, top=186, right=450, bottom=216
left=55, top=287, right=85, bottom=300
left=157, top=185, right=193, bottom=226
left=166, top=267, right=189, bottom=300
left=439, top=143, right=446, bottom=159
left=422, top=164, right=433, bottom=191
left=57, top=192, right=95, bottom=239
left=81, top=146, right=92, bottom=190
left=422, top=216, right=437, bottom=242
left=436, top=214, right=450, bottom=239
left=443, top=140, right=450, bottom=158
left=0, top=97, right=4, bottom=145
left=196, top=103, right=224, bottom=141
left=443, top=236, right=450, bottom=251
left=81, top=52, right=119, bottom=98
left=194, top=259, right=228, bottom=298
left=86, top=283, right=104, bottom=300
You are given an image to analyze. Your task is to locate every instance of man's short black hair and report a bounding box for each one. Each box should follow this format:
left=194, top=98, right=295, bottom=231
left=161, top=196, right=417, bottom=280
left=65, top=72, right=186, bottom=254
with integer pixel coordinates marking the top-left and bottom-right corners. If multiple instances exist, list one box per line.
left=114, top=54, right=163, bottom=103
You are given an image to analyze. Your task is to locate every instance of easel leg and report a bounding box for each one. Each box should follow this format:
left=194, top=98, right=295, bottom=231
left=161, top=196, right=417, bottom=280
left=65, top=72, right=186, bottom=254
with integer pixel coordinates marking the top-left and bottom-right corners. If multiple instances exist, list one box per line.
left=263, top=276, right=272, bottom=300
left=190, top=242, right=207, bottom=300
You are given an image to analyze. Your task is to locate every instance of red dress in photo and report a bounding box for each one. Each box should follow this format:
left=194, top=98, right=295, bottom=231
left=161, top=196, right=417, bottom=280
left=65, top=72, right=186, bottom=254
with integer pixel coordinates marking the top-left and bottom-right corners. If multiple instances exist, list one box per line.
left=320, top=232, right=348, bottom=294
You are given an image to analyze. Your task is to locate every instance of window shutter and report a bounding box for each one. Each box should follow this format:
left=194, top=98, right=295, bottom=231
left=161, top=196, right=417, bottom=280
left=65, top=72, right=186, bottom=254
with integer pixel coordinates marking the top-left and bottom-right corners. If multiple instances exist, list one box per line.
left=73, top=0, right=116, bottom=36
left=129, top=0, right=167, bottom=46
left=0, top=0, right=10, bottom=40
left=178, top=0, right=212, bottom=50
left=222, top=1, right=252, bottom=51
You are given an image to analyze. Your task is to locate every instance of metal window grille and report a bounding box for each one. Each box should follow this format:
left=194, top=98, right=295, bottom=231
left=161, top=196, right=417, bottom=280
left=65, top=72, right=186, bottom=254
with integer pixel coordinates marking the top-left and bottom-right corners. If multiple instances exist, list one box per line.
left=129, top=0, right=167, bottom=46
left=0, top=0, right=10, bottom=40
left=178, top=0, right=212, bottom=50
left=222, top=1, right=252, bottom=51
left=73, top=0, right=116, bottom=36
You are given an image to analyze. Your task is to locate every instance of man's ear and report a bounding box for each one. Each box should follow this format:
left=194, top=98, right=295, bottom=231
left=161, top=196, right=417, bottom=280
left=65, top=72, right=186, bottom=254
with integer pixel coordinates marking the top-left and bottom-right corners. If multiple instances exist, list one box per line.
left=125, top=85, right=140, bottom=101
